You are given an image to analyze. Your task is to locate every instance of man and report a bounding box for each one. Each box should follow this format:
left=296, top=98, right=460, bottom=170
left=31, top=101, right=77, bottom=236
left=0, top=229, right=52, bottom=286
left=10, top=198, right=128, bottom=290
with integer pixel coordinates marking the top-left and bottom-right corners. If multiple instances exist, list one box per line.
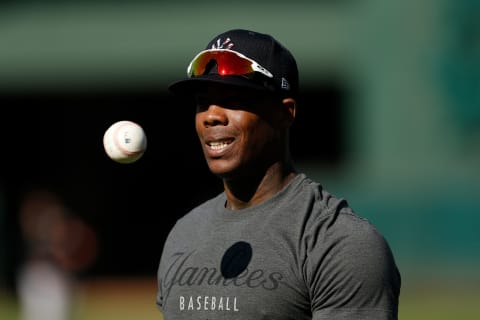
left=157, top=28, right=401, bottom=319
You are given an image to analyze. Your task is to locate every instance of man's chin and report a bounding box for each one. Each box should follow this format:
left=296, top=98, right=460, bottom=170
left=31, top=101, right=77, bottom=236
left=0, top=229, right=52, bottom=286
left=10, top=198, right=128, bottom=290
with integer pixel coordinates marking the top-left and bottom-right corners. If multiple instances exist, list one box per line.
left=208, top=165, right=239, bottom=180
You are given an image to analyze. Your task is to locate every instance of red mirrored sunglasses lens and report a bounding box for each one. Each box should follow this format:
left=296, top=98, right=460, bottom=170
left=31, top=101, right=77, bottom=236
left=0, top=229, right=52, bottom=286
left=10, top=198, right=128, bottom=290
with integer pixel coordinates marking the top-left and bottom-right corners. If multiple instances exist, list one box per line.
left=190, top=51, right=255, bottom=77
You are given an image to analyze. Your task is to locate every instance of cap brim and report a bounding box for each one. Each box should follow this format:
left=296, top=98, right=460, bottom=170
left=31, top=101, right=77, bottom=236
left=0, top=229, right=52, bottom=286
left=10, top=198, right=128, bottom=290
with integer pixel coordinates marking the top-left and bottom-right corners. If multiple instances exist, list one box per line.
left=168, top=74, right=271, bottom=97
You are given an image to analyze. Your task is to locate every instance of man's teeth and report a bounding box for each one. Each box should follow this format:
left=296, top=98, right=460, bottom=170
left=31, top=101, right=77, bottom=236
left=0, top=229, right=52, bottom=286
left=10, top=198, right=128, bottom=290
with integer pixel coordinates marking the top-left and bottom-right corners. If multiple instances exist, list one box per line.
left=209, top=141, right=230, bottom=150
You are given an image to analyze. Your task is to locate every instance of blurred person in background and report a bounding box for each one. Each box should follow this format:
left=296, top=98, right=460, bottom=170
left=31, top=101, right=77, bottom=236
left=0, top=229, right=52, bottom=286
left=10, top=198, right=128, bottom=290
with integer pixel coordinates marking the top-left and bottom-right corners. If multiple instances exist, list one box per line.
left=157, top=28, right=401, bottom=319
left=16, top=188, right=97, bottom=320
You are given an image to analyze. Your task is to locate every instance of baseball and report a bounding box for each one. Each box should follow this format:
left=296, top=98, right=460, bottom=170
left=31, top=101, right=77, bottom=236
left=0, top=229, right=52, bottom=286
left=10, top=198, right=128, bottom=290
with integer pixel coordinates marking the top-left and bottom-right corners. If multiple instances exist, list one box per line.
left=103, top=120, right=147, bottom=164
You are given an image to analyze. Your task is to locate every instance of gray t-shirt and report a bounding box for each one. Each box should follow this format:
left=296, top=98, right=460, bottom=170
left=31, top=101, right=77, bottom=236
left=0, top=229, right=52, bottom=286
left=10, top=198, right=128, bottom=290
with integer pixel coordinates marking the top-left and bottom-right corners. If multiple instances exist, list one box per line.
left=157, top=173, right=401, bottom=319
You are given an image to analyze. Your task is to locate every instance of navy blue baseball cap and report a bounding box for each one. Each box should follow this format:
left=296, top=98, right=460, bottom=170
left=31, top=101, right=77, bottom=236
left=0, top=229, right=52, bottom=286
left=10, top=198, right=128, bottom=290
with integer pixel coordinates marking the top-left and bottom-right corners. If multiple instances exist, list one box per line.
left=168, top=29, right=299, bottom=98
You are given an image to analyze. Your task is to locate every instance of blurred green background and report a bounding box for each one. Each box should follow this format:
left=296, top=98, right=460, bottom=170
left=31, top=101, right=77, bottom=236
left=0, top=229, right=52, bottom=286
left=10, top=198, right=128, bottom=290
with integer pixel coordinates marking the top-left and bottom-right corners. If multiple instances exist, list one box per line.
left=1, top=0, right=479, bottom=319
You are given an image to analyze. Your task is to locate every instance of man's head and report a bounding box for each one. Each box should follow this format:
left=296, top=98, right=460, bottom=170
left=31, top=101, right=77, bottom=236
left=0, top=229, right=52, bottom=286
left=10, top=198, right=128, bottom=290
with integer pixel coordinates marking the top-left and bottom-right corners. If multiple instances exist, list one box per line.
left=169, top=29, right=299, bottom=100
left=169, top=29, right=298, bottom=179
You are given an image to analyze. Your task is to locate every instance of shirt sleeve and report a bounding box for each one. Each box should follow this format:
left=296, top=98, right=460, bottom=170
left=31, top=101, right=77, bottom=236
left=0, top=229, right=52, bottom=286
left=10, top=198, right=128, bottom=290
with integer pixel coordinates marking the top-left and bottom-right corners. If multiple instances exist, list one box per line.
left=303, top=206, right=401, bottom=320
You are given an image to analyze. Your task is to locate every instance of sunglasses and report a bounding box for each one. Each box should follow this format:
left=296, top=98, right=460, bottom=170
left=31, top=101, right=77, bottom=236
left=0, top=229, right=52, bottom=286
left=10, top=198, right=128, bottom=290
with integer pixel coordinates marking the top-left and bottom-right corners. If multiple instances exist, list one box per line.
left=187, top=49, right=274, bottom=79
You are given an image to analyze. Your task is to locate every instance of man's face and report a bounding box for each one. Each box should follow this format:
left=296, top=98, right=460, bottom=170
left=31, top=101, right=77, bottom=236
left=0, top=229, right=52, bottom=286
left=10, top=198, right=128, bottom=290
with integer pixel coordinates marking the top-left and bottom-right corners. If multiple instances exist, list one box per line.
left=194, top=84, right=283, bottom=179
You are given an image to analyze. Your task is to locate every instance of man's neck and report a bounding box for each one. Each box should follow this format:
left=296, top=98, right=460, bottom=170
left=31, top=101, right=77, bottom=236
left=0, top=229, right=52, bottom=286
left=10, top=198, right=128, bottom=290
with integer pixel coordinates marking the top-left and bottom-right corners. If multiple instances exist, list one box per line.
left=223, top=162, right=297, bottom=210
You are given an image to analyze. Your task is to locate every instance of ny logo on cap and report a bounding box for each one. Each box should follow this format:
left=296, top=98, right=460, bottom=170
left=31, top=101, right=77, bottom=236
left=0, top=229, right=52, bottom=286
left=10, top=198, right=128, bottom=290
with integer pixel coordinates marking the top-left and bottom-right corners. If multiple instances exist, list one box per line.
left=211, top=37, right=234, bottom=50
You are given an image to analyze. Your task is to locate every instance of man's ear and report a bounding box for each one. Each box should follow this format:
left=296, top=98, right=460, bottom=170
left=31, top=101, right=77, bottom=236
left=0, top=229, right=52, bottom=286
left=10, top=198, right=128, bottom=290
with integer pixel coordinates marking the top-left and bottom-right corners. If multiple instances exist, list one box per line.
left=280, top=98, right=296, bottom=128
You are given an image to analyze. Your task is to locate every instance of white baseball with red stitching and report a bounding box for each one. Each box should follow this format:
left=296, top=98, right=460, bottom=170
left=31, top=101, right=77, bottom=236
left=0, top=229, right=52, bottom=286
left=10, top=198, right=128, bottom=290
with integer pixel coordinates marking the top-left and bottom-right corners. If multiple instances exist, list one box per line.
left=103, top=120, right=147, bottom=164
